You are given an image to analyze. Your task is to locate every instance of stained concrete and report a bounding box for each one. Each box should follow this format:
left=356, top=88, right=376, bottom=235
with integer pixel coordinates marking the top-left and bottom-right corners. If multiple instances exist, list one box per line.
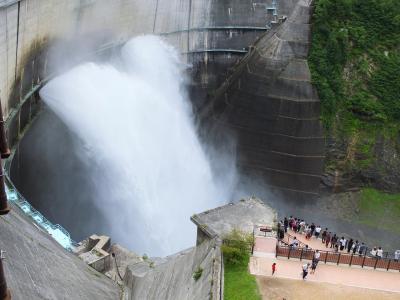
left=0, top=202, right=119, bottom=300
left=191, top=197, right=276, bottom=241
left=123, top=238, right=222, bottom=300
left=202, top=0, right=324, bottom=197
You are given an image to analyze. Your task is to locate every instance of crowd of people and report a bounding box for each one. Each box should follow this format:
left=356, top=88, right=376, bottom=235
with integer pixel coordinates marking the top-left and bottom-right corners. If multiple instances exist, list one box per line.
left=276, top=216, right=400, bottom=260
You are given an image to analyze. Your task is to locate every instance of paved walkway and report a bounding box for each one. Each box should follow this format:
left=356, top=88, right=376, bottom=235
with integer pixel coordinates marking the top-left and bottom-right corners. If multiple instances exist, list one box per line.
left=250, top=255, right=400, bottom=293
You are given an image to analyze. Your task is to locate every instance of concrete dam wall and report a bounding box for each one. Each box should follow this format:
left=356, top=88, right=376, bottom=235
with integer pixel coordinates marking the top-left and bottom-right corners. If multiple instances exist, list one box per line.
left=0, top=0, right=296, bottom=126
left=203, top=0, right=324, bottom=197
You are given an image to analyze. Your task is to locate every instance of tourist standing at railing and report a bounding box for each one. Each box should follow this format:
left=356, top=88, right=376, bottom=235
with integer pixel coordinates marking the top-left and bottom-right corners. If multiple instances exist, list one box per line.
left=313, top=250, right=320, bottom=264
left=370, top=247, right=377, bottom=257
left=334, top=240, right=340, bottom=252
left=352, top=241, right=359, bottom=254
left=310, top=223, right=316, bottom=236
left=299, top=220, right=305, bottom=234
left=278, top=222, right=285, bottom=240
left=284, top=217, right=289, bottom=233
left=292, top=218, right=298, bottom=231
left=394, top=250, right=400, bottom=261
left=347, top=239, right=354, bottom=253
left=339, top=237, right=346, bottom=251
left=290, top=237, right=299, bottom=249
left=321, top=228, right=328, bottom=243
left=315, top=225, right=321, bottom=239
left=296, top=220, right=302, bottom=233
left=325, top=232, right=331, bottom=248
left=358, top=242, right=366, bottom=256
left=330, top=234, right=337, bottom=248
left=377, top=247, right=383, bottom=258
left=305, top=225, right=312, bottom=240
left=289, top=216, right=294, bottom=231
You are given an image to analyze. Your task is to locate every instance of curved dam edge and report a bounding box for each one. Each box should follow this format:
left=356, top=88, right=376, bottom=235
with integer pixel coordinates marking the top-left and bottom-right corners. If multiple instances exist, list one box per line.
left=122, top=197, right=275, bottom=300
left=0, top=192, right=120, bottom=299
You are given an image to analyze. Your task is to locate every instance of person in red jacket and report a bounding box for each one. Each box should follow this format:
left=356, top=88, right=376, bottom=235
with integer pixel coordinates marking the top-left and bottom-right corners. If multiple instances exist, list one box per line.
left=272, top=263, right=277, bottom=275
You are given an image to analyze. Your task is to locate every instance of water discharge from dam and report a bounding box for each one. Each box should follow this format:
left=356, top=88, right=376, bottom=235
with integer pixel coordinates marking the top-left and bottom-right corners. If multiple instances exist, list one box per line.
left=39, top=36, right=236, bottom=256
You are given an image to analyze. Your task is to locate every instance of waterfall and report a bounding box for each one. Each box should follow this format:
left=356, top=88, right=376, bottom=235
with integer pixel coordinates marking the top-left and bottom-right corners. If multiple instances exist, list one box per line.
left=40, top=35, right=236, bottom=256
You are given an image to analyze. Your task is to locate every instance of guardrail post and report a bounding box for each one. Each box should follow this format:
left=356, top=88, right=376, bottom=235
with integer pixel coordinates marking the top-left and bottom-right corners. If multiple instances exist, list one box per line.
left=324, top=251, right=328, bottom=264
left=374, top=257, right=378, bottom=269
left=349, top=253, right=354, bottom=266
left=300, top=248, right=304, bottom=261
left=337, top=253, right=341, bottom=265
left=252, top=227, right=255, bottom=255
left=362, top=254, right=366, bottom=268
left=0, top=159, right=10, bottom=216
left=275, top=244, right=278, bottom=258
left=288, top=247, right=291, bottom=259
left=0, top=250, right=11, bottom=300
left=0, top=99, right=10, bottom=159
left=387, top=259, right=391, bottom=271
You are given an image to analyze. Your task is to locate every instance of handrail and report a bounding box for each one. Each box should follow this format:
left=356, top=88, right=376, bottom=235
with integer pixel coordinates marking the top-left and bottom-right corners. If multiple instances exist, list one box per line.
left=4, top=177, right=78, bottom=250
left=284, top=232, right=309, bottom=248
left=159, top=26, right=268, bottom=36
left=276, top=244, right=400, bottom=272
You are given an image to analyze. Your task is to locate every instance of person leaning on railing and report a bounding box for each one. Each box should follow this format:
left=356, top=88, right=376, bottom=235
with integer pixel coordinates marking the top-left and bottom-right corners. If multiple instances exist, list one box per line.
left=358, top=242, right=366, bottom=256
left=394, top=250, right=400, bottom=261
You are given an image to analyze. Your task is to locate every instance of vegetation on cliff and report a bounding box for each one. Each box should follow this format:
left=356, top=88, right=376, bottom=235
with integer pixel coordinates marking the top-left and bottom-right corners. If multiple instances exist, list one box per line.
left=309, top=0, right=400, bottom=189
left=310, top=0, right=400, bottom=128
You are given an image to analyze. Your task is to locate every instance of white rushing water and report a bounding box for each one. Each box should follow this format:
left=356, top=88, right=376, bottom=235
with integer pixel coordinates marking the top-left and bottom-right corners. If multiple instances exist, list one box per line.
left=40, top=36, right=236, bottom=256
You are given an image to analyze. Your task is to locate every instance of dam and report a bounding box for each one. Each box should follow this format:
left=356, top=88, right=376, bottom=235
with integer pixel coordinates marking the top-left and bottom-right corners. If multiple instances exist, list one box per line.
left=2, top=0, right=325, bottom=255
left=0, top=0, right=398, bottom=299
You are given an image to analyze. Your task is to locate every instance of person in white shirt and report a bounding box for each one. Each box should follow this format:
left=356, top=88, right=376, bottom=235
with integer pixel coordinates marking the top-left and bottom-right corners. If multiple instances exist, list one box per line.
left=299, top=220, right=306, bottom=234
left=302, top=263, right=310, bottom=280
left=370, top=247, right=377, bottom=257
left=339, top=237, right=346, bottom=251
left=377, top=247, right=383, bottom=258
left=313, top=250, right=321, bottom=262
left=315, top=226, right=322, bottom=238
left=290, top=237, right=299, bottom=249
left=394, top=250, right=400, bottom=261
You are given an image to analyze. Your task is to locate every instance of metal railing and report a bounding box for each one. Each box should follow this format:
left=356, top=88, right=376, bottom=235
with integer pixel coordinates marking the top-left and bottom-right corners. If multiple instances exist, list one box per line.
left=280, top=232, right=309, bottom=249
left=276, top=244, right=400, bottom=272
left=282, top=227, right=397, bottom=260
left=3, top=175, right=78, bottom=250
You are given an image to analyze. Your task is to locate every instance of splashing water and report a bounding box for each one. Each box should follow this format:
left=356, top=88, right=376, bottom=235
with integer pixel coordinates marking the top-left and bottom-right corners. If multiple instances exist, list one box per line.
left=40, top=36, right=236, bottom=256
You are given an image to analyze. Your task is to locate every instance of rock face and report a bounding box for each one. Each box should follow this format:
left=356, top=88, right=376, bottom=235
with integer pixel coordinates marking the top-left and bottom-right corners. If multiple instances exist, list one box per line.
left=322, top=131, right=400, bottom=193
left=203, top=0, right=324, bottom=198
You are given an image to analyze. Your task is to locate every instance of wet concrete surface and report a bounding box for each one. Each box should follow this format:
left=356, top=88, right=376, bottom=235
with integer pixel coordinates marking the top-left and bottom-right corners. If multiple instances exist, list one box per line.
left=10, top=107, right=111, bottom=242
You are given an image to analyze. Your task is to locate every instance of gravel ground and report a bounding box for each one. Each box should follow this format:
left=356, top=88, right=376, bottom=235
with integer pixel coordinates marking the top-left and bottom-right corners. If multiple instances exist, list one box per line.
left=256, top=276, right=400, bottom=300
